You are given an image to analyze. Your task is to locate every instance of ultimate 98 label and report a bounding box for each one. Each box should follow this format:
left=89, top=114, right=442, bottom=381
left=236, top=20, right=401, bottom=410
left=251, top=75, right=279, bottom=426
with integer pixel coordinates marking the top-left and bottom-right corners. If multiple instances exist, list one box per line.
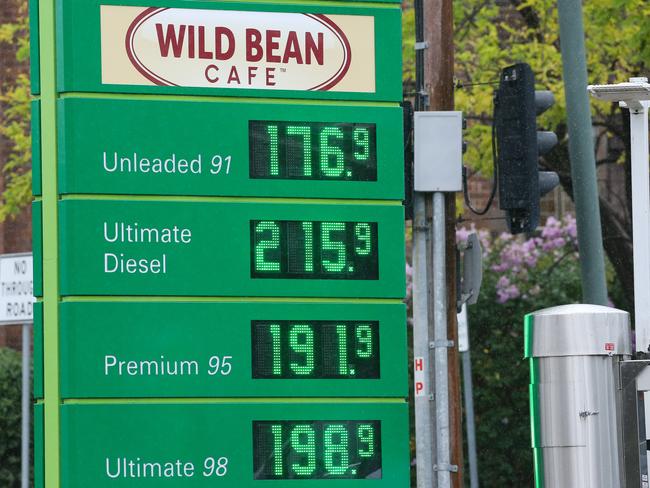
left=253, top=420, right=382, bottom=480
left=250, top=220, right=379, bottom=280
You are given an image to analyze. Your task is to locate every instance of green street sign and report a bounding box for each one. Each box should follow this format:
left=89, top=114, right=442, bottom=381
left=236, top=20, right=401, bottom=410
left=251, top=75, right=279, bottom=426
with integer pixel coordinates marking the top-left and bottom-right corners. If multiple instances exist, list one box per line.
left=59, top=301, right=407, bottom=398
left=57, top=0, right=402, bottom=101
left=58, top=199, right=405, bottom=297
left=61, top=402, right=409, bottom=486
left=56, top=98, right=404, bottom=199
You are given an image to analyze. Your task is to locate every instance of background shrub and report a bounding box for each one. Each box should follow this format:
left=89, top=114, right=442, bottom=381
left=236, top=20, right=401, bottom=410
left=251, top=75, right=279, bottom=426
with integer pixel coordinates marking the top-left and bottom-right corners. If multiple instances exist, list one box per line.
left=406, top=215, right=625, bottom=486
left=461, top=215, right=624, bottom=485
left=0, top=346, right=32, bottom=487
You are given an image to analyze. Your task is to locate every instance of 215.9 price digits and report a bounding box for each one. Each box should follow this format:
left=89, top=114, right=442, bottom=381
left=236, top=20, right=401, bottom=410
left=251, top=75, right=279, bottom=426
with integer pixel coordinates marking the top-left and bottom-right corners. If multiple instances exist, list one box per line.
left=253, top=421, right=381, bottom=479
left=251, top=220, right=379, bottom=280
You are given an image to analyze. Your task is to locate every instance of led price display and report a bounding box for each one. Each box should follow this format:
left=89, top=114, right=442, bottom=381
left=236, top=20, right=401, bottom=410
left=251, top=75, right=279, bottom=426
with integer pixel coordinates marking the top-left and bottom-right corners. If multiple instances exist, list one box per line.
left=252, top=321, right=380, bottom=379
left=251, top=220, right=379, bottom=280
left=253, top=420, right=382, bottom=479
left=249, top=121, right=377, bottom=181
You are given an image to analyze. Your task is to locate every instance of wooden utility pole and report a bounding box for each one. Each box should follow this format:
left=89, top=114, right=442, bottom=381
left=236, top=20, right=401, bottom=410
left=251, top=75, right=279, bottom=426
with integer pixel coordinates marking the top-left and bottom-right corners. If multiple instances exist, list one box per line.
left=422, top=0, right=464, bottom=485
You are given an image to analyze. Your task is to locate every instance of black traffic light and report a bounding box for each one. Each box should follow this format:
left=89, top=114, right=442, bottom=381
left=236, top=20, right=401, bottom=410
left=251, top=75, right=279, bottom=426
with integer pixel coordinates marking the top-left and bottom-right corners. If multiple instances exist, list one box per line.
left=495, top=63, right=559, bottom=234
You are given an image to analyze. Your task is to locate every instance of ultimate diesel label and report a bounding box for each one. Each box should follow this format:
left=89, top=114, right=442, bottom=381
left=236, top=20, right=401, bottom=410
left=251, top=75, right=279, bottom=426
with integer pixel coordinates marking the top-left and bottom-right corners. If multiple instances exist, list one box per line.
left=102, top=221, right=191, bottom=274
left=57, top=200, right=405, bottom=297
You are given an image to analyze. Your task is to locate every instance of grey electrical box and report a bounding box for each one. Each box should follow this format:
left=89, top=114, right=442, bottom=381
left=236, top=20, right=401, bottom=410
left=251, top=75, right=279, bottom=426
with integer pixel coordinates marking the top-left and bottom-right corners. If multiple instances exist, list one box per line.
left=414, top=111, right=463, bottom=192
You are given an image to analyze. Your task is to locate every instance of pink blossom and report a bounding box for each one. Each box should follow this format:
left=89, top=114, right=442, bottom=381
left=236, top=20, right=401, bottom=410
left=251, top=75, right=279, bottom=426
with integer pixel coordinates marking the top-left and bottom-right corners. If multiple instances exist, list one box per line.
left=564, top=215, right=577, bottom=239
left=541, top=217, right=562, bottom=240
left=496, top=284, right=521, bottom=303
left=456, top=227, right=471, bottom=243
left=456, top=214, right=579, bottom=305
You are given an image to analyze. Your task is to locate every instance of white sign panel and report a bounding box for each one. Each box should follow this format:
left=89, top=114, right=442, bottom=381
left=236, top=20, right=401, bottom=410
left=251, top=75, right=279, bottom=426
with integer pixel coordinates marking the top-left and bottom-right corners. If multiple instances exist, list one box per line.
left=414, top=356, right=427, bottom=397
left=0, top=253, right=34, bottom=325
left=457, top=304, right=469, bottom=353
left=100, top=6, right=376, bottom=92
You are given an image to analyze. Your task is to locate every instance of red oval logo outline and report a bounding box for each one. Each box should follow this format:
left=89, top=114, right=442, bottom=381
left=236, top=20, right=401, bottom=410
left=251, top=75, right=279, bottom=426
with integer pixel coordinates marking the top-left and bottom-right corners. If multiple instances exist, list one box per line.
left=124, top=7, right=352, bottom=91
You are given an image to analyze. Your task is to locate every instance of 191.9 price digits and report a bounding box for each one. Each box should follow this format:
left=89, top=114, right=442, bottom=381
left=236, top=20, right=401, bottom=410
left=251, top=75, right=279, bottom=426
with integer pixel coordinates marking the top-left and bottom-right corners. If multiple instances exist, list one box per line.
left=252, top=321, right=380, bottom=379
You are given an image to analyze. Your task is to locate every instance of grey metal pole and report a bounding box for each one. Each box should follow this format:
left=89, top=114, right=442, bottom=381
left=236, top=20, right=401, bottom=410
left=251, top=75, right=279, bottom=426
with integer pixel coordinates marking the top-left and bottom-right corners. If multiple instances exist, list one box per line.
left=458, top=306, right=479, bottom=488
left=21, top=323, right=31, bottom=488
left=628, top=96, right=650, bottom=352
left=413, top=191, right=436, bottom=487
left=461, top=352, right=479, bottom=487
left=433, top=192, right=451, bottom=487
left=557, top=0, right=608, bottom=305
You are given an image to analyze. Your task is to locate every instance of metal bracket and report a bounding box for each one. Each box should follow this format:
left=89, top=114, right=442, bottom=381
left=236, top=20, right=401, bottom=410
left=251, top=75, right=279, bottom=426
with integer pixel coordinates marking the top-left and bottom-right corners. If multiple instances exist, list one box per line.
left=458, top=292, right=473, bottom=304
left=417, top=91, right=430, bottom=108
left=456, top=233, right=483, bottom=311
left=434, top=463, right=458, bottom=473
left=414, top=41, right=429, bottom=51
left=619, top=360, right=650, bottom=390
left=429, top=340, right=454, bottom=349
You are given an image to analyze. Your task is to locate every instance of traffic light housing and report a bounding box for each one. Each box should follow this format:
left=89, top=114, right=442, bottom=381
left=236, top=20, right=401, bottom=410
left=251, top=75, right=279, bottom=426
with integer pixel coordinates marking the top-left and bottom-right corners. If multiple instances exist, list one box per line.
left=495, top=63, right=559, bottom=234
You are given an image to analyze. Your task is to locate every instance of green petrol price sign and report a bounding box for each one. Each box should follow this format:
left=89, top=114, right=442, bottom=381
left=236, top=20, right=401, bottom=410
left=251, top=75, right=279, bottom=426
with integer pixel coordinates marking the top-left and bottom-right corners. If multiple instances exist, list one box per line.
left=56, top=0, right=402, bottom=100
left=58, top=302, right=406, bottom=398
left=61, top=403, right=409, bottom=486
left=58, top=200, right=404, bottom=297
left=53, top=98, right=404, bottom=199
left=34, top=0, right=407, bottom=485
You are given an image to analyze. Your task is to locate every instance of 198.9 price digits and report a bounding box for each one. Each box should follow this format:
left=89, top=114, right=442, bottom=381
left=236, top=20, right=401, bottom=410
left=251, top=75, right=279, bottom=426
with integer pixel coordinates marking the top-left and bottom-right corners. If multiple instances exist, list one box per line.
left=253, top=420, right=381, bottom=479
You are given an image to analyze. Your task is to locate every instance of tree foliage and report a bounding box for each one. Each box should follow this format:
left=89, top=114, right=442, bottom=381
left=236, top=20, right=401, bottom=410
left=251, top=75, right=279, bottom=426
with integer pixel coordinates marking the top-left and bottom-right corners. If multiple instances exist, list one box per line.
left=0, top=347, right=31, bottom=487
left=403, top=0, right=648, bottom=308
left=450, top=0, right=649, bottom=172
left=459, top=216, right=622, bottom=486
left=0, top=0, right=31, bottom=221
left=454, top=0, right=648, bottom=306
left=402, top=1, right=647, bottom=484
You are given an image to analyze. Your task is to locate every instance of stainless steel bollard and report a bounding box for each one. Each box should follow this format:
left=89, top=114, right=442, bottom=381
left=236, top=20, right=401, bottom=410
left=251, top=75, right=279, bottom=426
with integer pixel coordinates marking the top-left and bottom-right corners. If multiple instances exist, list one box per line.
left=525, top=304, right=631, bottom=487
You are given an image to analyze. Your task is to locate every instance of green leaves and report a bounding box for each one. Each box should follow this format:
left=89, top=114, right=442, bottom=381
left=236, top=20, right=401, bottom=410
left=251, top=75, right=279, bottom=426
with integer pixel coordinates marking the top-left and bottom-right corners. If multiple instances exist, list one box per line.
left=0, top=347, right=31, bottom=487
left=402, top=0, right=648, bottom=178
left=402, top=5, right=415, bottom=88
left=0, top=3, right=31, bottom=222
